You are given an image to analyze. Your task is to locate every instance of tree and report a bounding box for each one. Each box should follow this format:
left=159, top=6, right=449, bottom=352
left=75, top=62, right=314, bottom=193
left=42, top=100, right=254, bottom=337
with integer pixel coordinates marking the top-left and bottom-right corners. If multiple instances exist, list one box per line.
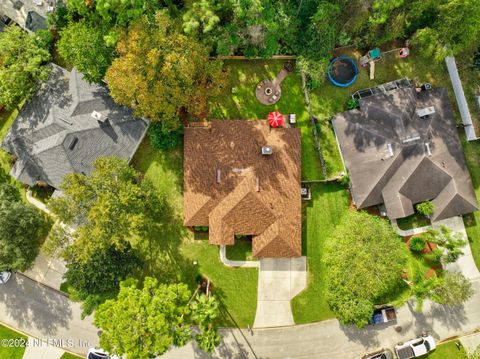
left=421, top=226, right=466, bottom=264
left=0, top=184, right=46, bottom=271
left=94, top=277, right=221, bottom=358
left=191, top=295, right=221, bottom=353
left=64, top=244, right=142, bottom=317
left=325, top=210, right=408, bottom=327
left=413, top=0, right=480, bottom=60
left=57, top=20, right=114, bottom=83
left=0, top=26, right=51, bottom=109
left=431, top=272, right=474, bottom=306
left=215, top=0, right=281, bottom=58
left=148, top=123, right=183, bottom=150
left=48, top=157, right=162, bottom=261
left=183, top=0, right=221, bottom=35
left=416, top=201, right=434, bottom=216
left=105, top=11, right=226, bottom=129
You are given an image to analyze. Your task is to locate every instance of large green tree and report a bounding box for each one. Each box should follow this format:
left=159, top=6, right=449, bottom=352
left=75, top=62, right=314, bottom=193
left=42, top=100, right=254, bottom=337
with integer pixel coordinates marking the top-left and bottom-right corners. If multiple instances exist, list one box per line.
left=64, top=244, right=142, bottom=317
left=94, top=277, right=221, bottom=358
left=57, top=20, right=114, bottom=83
left=0, top=184, right=46, bottom=271
left=48, top=157, right=161, bottom=261
left=431, top=272, right=474, bottom=306
left=0, top=26, right=51, bottom=109
left=413, top=0, right=480, bottom=60
left=325, top=210, right=408, bottom=327
left=105, top=10, right=226, bottom=129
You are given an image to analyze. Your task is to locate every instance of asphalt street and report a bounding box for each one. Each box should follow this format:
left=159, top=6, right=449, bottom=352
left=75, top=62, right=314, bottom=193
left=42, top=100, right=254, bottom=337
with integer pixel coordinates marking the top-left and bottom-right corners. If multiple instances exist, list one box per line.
left=1, top=274, right=480, bottom=358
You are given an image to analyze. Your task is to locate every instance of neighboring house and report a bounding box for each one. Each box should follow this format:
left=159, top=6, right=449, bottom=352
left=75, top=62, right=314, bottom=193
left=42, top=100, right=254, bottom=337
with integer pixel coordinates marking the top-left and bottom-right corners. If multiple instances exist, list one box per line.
left=333, top=81, right=478, bottom=222
left=183, top=120, right=302, bottom=258
left=1, top=64, right=148, bottom=189
left=0, top=0, right=53, bottom=32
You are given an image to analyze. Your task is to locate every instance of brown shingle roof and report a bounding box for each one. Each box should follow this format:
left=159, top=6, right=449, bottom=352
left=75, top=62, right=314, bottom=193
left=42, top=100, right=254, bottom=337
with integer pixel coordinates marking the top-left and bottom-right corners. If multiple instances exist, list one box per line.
left=184, top=120, right=302, bottom=258
left=333, top=85, right=478, bottom=220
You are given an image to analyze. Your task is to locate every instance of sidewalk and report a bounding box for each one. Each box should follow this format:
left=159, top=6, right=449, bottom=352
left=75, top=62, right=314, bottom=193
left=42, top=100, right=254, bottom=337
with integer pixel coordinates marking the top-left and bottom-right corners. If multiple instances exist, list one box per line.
left=22, top=338, right=65, bottom=359
left=21, top=251, right=66, bottom=291
left=22, top=190, right=70, bottom=290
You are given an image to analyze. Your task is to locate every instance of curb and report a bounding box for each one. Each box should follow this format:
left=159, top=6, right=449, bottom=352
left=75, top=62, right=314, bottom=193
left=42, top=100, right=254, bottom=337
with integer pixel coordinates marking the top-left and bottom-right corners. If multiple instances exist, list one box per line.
left=15, top=272, right=69, bottom=299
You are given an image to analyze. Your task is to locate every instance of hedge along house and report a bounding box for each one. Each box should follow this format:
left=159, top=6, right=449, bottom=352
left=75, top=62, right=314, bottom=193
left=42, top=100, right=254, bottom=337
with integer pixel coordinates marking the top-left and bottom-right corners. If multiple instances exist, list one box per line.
left=183, top=120, right=302, bottom=258
left=1, top=64, right=148, bottom=190
left=332, top=82, right=478, bottom=222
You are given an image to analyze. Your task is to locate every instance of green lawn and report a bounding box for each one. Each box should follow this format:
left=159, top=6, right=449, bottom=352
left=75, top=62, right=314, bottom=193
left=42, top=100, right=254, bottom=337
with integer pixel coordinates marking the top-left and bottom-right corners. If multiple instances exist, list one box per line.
left=0, top=324, right=27, bottom=359
left=209, top=59, right=328, bottom=180
left=0, top=103, right=28, bottom=200
left=462, top=137, right=480, bottom=269
left=131, top=138, right=258, bottom=328
left=60, top=352, right=83, bottom=359
left=396, top=213, right=431, bottom=230
left=225, top=238, right=257, bottom=261
left=427, top=340, right=468, bottom=359
left=291, top=182, right=350, bottom=324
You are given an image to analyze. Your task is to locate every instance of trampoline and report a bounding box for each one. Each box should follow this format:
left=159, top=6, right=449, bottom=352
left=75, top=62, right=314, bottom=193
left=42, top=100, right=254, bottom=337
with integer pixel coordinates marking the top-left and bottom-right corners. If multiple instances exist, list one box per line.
left=328, top=56, right=358, bottom=87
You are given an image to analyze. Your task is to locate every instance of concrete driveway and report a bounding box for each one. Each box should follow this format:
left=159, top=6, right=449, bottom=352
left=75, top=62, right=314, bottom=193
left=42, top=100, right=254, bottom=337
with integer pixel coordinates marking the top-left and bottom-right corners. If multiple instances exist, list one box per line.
left=433, top=216, right=480, bottom=280
left=253, top=257, right=306, bottom=328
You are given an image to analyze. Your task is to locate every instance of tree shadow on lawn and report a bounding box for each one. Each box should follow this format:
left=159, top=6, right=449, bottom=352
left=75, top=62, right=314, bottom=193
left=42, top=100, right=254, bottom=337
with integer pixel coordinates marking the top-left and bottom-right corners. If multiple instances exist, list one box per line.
left=137, top=201, right=197, bottom=287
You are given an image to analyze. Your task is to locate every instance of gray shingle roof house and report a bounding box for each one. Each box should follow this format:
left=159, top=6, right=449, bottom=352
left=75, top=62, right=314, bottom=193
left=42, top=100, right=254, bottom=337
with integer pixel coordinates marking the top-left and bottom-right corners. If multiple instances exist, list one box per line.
left=1, top=64, right=148, bottom=189
left=0, top=0, right=50, bottom=32
left=333, top=83, right=478, bottom=222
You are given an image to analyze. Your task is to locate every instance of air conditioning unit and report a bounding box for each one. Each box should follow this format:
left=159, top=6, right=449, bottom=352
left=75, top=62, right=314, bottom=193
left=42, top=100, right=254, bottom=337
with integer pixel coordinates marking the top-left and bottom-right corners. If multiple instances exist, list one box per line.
left=91, top=110, right=107, bottom=122
left=261, top=146, right=273, bottom=155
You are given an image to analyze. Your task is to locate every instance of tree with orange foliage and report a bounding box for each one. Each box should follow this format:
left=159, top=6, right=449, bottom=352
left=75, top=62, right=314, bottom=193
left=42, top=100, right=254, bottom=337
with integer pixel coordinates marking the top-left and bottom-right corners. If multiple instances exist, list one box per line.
left=105, top=10, right=226, bottom=130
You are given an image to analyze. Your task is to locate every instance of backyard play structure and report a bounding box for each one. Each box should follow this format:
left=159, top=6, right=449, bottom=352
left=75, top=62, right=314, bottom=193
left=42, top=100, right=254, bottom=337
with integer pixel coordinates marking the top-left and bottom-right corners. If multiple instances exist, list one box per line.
left=327, top=56, right=359, bottom=87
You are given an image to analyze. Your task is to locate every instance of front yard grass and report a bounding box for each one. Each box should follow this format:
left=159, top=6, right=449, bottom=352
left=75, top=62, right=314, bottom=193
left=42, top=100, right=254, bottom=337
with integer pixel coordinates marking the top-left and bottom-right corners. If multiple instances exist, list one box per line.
left=131, top=139, right=258, bottom=328
left=0, top=324, right=27, bottom=359
left=60, top=352, right=83, bottom=359
left=225, top=238, right=256, bottom=261
left=291, top=182, right=349, bottom=324
left=427, top=340, right=468, bottom=359
left=396, top=213, right=431, bottom=230
left=209, top=59, right=330, bottom=180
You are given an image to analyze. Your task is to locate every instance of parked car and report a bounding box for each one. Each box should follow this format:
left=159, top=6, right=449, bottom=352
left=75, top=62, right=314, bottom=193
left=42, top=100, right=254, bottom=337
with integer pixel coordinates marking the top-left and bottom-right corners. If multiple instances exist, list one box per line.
left=87, top=348, right=121, bottom=359
left=0, top=271, right=12, bottom=284
left=395, top=334, right=436, bottom=359
left=361, top=348, right=393, bottom=359
left=369, top=305, right=397, bottom=325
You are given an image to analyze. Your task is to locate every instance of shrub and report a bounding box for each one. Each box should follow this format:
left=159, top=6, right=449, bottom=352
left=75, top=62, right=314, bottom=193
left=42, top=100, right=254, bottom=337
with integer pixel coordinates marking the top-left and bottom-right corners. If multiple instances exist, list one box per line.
left=346, top=98, right=359, bottom=110
left=307, top=77, right=322, bottom=91
left=34, top=30, right=54, bottom=52
left=148, top=123, right=183, bottom=150
left=416, top=201, right=434, bottom=216
left=410, top=236, right=426, bottom=252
